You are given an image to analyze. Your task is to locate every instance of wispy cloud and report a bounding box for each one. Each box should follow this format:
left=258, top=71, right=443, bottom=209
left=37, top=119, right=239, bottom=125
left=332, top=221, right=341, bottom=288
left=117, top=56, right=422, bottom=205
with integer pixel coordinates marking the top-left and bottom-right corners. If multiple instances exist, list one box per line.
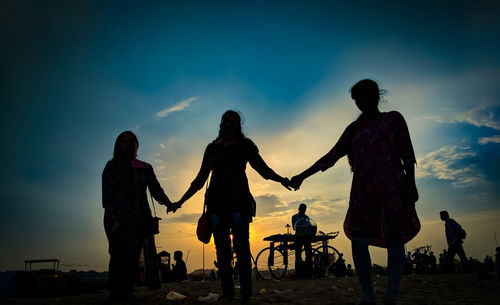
left=478, top=135, right=500, bottom=145
left=416, top=146, right=485, bottom=188
left=428, top=102, right=500, bottom=130
left=156, top=97, right=198, bottom=118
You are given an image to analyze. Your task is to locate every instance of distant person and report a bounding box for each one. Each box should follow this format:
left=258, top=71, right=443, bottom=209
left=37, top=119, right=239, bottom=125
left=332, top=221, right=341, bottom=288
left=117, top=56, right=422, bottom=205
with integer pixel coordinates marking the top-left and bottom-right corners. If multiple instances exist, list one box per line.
left=288, top=79, right=420, bottom=305
left=334, top=253, right=348, bottom=277
left=102, top=131, right=173, bottom=303
left=440, top=211, right=468, bottom=272
left=172, top=110, right=290, bottom=302
left=495, top=247, right=500, bottom=278
left=172, top=251, right=187, bottom=282
left=291, top=203, right=314, bottom=278
left=429, top=251, right=437, bottom=273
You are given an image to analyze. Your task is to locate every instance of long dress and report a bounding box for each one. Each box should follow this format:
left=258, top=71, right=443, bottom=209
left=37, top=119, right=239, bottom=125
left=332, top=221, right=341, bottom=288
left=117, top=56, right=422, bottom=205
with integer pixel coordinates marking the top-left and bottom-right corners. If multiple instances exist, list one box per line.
left=315, top=111, right=420, bottom=247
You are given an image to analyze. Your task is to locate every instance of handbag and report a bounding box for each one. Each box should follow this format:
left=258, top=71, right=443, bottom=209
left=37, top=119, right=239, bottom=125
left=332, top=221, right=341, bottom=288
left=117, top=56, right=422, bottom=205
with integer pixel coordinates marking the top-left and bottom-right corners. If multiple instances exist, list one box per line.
left=197, top=204, right=212, bottom=244
left=197, top=174, right=213, bottom=244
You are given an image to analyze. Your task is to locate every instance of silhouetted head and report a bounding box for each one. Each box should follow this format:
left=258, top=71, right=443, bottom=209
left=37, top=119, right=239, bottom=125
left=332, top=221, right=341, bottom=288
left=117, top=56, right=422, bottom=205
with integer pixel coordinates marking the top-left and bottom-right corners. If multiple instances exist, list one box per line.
left=350, top=79, right=384, bottom=114
left=174, top=250, right=183, bottom=261
left=218, top=110, right=245, bottom=140
left=440, top=210, right=449, bottom=221
left=113, top=131, right=138, bottom=160
left=298, top=203, right=307, bottom=213
left=496, top=247, right=500, bottom=253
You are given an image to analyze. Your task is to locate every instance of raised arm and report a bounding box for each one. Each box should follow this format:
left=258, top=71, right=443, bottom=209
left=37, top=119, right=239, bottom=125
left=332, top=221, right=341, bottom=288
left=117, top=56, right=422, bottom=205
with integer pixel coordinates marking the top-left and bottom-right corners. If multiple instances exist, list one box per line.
left=175, top=145, right=212, bottom=209
left=290, top=125, right=352, bottom=190
left=248, top=140, right=291, bottom=190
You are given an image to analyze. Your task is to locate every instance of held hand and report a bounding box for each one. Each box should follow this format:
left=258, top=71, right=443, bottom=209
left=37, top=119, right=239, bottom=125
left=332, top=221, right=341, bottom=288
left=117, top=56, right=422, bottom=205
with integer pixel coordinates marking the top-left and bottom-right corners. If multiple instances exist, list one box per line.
left=289, top=175, right=304, bottom=191
left=280, top=177, right=292, bottom=191
left=166, top=201, right=182, bottom=214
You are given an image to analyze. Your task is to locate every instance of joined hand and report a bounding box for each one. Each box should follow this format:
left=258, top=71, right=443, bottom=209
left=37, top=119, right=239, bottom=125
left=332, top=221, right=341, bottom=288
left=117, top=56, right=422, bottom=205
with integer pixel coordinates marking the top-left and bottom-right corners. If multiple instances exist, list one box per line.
left=281, top=177, right=292, bottom=191
left=289, top=175, right=303, bottom=191
left=166, top=201, right=182, bottom=214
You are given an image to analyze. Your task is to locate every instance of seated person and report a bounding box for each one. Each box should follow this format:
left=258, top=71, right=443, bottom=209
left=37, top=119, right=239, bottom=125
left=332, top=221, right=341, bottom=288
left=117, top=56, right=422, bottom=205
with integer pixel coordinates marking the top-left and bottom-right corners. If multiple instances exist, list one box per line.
left=172, top=250, right=187, bottom=282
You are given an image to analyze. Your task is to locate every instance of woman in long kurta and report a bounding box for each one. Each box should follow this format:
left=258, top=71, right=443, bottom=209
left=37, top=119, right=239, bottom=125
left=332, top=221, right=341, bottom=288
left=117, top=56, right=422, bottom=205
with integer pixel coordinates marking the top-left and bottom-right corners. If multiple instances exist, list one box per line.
left=102, top=131, right=172, bottom=304
left=289, top=79, right=420, bottom=305
left=173, top=110, right=290, bottom=302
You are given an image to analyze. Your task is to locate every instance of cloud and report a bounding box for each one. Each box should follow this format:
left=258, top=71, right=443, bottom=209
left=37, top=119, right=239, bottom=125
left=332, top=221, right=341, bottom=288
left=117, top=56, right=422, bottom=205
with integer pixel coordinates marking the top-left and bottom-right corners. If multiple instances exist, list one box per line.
left=478, top=135, right=500, bottom=145
left=430, top=102, right=500, bottom=130
left=156, top=97, right=198, bottom=118
left=416, top=145, right=485, bottom=188
left=452, top=103, right=499, bottom=130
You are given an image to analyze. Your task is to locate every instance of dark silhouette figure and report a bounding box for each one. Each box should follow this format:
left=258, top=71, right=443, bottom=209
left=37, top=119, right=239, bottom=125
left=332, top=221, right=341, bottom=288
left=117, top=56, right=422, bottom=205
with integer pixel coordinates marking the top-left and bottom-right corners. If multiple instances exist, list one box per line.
left=440, top=211, right=469, bottom=272
left=429, top=251, right=437, bottom=273
left=291, top=203, right=313, bottom=278
left=334, top=253, right=348, bottom=277
left=102, top=131, right=172, bottom=303
left=173, top=110, right=290, bottom=302
left=495, top=247, right=500, bottom=278
left=288, top=79, right=420, bottom=305
left=171, top=251, right=187, bottom=282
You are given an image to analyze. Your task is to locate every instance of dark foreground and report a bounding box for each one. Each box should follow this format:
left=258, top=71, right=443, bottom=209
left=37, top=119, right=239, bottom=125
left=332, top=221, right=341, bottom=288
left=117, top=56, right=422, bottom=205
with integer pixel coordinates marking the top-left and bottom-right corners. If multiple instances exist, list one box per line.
left=2, top=273, right=500, bottom=305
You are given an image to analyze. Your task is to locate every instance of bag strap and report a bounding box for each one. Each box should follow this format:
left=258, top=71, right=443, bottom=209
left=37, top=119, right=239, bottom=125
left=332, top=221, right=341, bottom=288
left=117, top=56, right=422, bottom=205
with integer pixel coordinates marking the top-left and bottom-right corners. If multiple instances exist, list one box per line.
left=149, top=189, right=157, bottom=217
left=203, top=172, right=211, bottom=214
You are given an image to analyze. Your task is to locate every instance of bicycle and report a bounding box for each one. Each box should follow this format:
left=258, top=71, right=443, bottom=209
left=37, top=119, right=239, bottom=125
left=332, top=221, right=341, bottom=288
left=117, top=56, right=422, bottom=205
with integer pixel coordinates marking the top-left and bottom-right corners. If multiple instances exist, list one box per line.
left=254, top=231, right=341, bottom=280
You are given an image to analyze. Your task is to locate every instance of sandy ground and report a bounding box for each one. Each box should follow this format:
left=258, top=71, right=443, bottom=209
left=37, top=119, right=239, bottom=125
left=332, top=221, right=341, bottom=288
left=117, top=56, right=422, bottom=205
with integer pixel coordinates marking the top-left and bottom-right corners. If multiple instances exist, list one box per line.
left=2, top=273, right=500, bottom=305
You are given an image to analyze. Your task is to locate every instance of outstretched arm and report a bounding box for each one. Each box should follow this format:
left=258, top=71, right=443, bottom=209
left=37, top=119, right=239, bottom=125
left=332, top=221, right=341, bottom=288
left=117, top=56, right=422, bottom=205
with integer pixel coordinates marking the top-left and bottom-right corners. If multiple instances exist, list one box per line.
left=249, top=152, right=291, bottom=190
left=172, top=145, right=212, bottom=212
left=146, top=165, right=172, bottom=207
left=290, top=125, right=352, bottom=190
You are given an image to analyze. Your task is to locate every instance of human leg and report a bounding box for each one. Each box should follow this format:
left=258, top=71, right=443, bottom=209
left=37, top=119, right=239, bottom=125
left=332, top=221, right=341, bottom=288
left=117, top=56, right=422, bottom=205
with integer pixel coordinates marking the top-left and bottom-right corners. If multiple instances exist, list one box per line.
left=231, top=213, right=252, bottom=300
left=295, top=239, right=304, bottom=278
left=385, top=236, right=405, bottom=303
left=210, top=213, right=234, bottom=299
left=351, top=237, right=375, bottom=302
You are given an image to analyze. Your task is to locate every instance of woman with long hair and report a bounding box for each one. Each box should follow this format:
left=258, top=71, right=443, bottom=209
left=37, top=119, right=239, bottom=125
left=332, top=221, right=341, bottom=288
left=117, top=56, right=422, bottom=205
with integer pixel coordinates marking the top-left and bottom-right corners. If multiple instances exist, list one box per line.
left=289, top=80, right=420, bottom=305
left=173, top=110, right=290, bottom=302
left=102, top=131, right=172, bottom=304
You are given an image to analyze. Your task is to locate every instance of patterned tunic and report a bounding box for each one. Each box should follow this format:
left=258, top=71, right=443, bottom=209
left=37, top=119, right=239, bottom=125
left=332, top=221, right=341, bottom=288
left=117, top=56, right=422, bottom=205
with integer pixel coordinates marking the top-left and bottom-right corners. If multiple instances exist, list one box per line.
left=315, top=111, right=420, bottom=247
left=102, top=159, right=169, bottom=253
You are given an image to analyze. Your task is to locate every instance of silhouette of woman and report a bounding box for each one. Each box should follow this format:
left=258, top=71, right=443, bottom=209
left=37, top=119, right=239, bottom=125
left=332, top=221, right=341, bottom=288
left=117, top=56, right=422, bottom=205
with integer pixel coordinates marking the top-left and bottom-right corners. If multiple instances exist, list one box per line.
left=174, top=110, right=290, bottom=302
left=102, top=131, right=172, bottom=303
left=290, top=80, right=420, bottom=305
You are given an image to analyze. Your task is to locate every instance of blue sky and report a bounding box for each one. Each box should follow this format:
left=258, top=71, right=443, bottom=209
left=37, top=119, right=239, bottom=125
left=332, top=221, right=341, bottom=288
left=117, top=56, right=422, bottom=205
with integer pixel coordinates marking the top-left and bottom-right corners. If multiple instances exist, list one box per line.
left=1, top=0, right=499, bottom=271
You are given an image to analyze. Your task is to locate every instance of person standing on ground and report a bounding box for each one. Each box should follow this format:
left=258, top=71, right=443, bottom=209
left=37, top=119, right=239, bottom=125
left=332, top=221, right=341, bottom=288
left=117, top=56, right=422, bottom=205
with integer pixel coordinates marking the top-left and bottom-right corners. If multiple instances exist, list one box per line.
left=440, top=211, right=469, bottom=272
left=172, top=110, right=291, bottom=302
left=288, top=79, right=420, bottom=305
left=291, top=203, right=314, bottom=278
left=102, top=131, right=173, bottom=304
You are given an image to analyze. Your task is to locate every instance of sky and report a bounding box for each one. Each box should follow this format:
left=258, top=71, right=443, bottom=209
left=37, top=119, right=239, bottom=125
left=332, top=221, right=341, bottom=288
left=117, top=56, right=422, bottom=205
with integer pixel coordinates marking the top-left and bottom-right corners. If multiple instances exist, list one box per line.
left=1, top=0, right=499, bottom=272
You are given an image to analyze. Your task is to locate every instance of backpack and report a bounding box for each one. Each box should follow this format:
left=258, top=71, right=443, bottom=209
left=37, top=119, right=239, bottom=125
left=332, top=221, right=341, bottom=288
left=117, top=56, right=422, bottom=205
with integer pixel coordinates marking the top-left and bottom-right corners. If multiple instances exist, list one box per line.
left=454, top=222, right=466, bottom=239
left=295, top=216, right=317, bottom=237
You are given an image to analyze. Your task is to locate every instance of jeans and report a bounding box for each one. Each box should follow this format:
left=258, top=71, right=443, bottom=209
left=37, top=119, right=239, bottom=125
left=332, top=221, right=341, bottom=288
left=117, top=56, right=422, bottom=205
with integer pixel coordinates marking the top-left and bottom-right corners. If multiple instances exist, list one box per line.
left=351, top=213, right=405, bottom=303
left=210, top=212, right=252, bottom=299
